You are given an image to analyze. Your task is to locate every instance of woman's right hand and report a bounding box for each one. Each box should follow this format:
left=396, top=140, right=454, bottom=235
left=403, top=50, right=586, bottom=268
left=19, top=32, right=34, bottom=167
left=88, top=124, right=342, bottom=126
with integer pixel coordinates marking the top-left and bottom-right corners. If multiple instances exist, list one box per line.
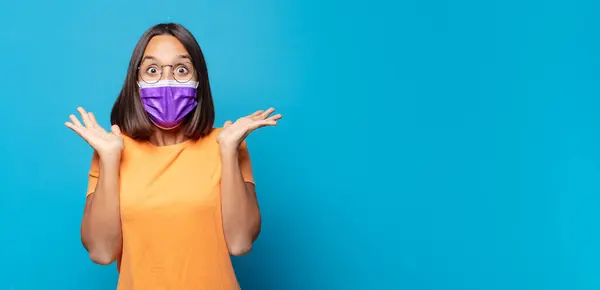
left=65, top=107, right=124, bottom=160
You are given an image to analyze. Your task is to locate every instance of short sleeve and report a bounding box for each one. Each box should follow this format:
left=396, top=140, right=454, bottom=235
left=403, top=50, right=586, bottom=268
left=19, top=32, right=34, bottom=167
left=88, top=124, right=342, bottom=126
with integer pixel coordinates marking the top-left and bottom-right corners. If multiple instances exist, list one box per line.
left=86, top=152, right=100, bottom=197
left=238, top=141, right=255, bottom=184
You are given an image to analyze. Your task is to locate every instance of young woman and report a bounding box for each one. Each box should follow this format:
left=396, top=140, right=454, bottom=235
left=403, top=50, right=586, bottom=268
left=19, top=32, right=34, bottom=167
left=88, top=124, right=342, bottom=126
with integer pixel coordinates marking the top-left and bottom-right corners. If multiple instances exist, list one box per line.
left=65, top=23, right=281, bottom=289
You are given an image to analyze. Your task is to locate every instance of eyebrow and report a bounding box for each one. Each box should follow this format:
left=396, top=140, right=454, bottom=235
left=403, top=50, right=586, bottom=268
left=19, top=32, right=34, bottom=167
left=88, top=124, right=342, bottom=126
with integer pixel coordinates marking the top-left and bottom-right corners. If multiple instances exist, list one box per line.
left=141, top=55, right=156, bottom=62
left=176, top=54, right=192, bottom=61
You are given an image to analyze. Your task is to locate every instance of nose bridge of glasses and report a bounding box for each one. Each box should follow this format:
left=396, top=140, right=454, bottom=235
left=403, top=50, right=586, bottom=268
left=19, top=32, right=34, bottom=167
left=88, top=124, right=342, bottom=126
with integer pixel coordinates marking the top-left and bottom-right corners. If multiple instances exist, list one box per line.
left=161, top=64, right=175, bottom=80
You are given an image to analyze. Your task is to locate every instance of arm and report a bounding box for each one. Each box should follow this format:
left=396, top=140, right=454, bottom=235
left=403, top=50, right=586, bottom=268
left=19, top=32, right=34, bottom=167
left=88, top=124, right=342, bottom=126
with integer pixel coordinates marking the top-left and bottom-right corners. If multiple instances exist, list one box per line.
left=81, top=152, right=123, bottom=265
left=217, top=107, right=282, bottom=256
left=220, top=145, right=261, bottom=256
left=65, top=106, right=124, bottom=266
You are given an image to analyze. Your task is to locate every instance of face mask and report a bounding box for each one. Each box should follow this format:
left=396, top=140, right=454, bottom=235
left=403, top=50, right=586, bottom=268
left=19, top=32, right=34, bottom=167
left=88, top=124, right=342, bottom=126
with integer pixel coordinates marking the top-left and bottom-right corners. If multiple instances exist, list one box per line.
left=138, top=80, right=200, bottom=129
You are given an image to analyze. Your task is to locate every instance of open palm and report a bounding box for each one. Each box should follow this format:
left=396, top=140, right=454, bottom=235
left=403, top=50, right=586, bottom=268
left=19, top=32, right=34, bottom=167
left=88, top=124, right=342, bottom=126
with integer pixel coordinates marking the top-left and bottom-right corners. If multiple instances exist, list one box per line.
left=217, top=107, right=282, bottom=151
left=65, top=107, right=124, bottom=158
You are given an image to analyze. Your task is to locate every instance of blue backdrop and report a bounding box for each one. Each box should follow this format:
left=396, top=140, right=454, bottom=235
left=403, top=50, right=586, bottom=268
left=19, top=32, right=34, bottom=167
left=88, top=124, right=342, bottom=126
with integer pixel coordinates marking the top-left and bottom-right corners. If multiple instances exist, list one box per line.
left=1, top=0, right=599, bottom=289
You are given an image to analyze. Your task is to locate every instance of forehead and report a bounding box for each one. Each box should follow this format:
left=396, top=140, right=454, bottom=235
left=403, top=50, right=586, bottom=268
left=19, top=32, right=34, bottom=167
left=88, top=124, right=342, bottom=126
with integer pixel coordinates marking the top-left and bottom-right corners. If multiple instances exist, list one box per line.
left=142, top=35, right=189, bottom=61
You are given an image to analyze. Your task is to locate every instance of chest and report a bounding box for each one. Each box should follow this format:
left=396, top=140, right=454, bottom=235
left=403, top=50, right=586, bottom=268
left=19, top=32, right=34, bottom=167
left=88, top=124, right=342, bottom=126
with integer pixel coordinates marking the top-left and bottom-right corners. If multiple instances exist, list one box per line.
left=117, top=145, right=223, bottom=216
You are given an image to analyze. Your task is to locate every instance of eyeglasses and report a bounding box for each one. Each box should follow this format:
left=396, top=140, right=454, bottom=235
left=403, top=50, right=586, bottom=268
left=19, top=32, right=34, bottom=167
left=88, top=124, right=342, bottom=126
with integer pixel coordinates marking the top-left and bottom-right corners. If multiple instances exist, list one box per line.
left=137, top=60, right=195, bottom=84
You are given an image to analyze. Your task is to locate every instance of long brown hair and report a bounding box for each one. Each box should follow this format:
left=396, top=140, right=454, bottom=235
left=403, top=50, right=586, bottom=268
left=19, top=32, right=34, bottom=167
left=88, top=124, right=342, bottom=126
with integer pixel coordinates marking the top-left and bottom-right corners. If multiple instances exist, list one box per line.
left=110, top=23, right=215, bottom=140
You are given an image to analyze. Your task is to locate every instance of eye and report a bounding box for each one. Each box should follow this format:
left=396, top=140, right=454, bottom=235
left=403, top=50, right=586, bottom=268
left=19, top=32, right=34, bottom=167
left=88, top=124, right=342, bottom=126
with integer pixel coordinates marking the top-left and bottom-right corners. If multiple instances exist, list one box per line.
left=176, top=66, right=189, bottom=74
left=145, top=66, right=159, bottom=74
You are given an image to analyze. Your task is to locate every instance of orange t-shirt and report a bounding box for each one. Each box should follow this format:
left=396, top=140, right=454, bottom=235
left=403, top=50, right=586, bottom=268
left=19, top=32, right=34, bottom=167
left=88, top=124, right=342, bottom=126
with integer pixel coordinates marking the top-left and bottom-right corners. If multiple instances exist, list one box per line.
left=86, top=128, right=253, bottom=290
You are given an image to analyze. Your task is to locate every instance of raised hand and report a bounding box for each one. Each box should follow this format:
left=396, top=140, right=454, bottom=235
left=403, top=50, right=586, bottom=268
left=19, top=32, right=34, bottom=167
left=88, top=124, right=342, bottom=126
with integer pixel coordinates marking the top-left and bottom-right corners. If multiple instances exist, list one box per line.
left=217, top=107, right=282, bottom=153
left=65, top=107, right=124, bottom=160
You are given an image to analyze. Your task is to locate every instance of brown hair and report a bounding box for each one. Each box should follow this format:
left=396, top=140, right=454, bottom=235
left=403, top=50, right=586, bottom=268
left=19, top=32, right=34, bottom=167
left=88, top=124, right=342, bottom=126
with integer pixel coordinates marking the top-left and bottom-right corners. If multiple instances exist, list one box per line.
left=110, top=23, right=215, bottom=140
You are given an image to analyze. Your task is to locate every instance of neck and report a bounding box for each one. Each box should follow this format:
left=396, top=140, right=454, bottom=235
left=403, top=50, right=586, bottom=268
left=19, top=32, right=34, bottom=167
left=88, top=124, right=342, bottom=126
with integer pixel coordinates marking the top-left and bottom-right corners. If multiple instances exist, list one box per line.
left=149, top=127, right=189, bottom=146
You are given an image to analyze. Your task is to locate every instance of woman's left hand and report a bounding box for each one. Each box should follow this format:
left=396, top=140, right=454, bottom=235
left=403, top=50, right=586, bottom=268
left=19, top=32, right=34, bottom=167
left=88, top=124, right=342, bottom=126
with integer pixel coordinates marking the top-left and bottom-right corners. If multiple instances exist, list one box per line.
left=217, top=107, right=282, bottom=154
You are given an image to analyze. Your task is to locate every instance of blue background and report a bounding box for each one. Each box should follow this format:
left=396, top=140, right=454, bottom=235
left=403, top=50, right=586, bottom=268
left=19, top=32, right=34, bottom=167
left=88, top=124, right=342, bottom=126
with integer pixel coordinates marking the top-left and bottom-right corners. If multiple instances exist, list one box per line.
left=1, top=0, right=599, bottom=289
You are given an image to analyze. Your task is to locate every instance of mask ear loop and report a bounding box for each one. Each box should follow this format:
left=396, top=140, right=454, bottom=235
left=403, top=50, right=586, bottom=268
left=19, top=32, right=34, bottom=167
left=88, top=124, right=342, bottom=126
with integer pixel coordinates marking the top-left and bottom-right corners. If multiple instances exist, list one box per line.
left=136, top=65, right=143, bottom=88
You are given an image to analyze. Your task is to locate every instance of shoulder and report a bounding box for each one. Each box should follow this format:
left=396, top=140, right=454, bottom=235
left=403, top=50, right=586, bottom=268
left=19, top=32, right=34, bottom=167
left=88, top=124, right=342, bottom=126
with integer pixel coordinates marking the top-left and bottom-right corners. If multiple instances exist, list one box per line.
left=201, top=128, right=249, bottom=149
left=119, top=134, right=152, bottom=154
left=209, top=127, right=224, bottom=135
left=121, top=134, right=143, bottom=147
left=204, top=127, right=223, bottom=142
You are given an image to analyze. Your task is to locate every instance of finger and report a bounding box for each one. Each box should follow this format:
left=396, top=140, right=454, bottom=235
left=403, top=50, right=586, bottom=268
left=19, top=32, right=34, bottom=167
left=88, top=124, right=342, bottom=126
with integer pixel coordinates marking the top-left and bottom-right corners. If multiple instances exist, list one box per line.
left=77, top=107, right=93, bottom=128
left=88, top=112, right=98, bottom=128
left=267, top=113, right=282, bottom=121
left=263, top=119, right=278, bottom=126
left=64, top=121, right=76, bottom=130
left=254, top=119, right=278, bottom=129
left=66, top=122, right=96, bottom=147
left=65, top=121, right=87, bottom=137
left=111, top=125, right=121, bottom=136
left=250, top=110, right=264, bottom=117
left=223, top=120, right=233, bottom=128
left=69, top=114, right=83, bottom=127
left=259, top=107, right=276, bottom=119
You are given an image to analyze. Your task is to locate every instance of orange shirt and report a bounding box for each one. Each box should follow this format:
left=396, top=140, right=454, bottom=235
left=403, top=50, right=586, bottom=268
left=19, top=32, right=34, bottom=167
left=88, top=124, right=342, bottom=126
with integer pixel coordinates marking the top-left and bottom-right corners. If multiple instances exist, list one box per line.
left=86, top=128, right=253, bottom=290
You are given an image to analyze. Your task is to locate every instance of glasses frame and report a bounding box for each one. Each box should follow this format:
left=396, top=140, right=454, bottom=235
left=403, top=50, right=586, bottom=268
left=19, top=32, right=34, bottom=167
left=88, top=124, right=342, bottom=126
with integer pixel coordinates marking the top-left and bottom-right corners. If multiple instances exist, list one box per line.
left=137, top=62, right=196, bottom=84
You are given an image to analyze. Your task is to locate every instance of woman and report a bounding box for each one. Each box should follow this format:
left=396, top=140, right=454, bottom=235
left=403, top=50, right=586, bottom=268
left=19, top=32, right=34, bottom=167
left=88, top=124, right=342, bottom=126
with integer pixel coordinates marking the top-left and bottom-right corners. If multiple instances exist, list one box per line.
left=64, top=23, right=281, bottom=289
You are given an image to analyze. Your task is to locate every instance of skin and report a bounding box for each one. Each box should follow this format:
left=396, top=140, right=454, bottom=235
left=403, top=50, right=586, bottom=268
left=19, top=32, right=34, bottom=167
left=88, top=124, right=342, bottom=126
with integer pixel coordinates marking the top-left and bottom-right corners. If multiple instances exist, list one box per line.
left=65, top=35, right=282, bottom=264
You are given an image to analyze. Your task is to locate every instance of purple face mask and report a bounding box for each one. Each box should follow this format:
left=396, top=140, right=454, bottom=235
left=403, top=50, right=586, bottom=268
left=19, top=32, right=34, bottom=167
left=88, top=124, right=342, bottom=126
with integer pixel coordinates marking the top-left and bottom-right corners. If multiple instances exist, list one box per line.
left=138, top=80, right=199, bottom=129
